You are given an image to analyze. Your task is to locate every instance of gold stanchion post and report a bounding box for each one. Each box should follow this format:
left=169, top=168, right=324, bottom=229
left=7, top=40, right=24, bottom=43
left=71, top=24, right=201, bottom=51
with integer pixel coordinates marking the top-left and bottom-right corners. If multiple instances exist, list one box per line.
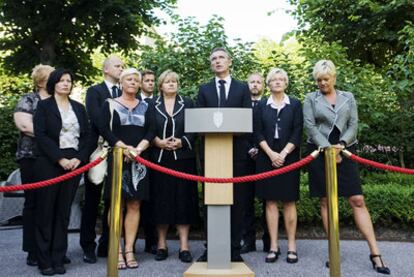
left=107, top=147, right=123, bottom=277
left=324, top=147, right=341, bottom=277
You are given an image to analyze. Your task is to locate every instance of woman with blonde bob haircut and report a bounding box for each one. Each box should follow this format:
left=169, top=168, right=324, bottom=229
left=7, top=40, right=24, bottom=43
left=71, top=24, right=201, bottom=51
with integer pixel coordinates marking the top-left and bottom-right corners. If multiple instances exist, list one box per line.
left=254, top=67, right=303, bottom=264
left=303, top=60, right=390, bottom=274
left=150, top=70, right=198, bottom=263
left=100, top=67, right=155, bottom=270
left=14, top=64, right=55, bottom=267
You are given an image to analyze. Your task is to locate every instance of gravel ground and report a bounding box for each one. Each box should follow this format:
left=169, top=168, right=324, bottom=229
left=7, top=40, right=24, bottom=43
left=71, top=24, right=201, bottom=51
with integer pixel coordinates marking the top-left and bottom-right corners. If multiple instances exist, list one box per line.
left=0, top=227, right=411, bottom=277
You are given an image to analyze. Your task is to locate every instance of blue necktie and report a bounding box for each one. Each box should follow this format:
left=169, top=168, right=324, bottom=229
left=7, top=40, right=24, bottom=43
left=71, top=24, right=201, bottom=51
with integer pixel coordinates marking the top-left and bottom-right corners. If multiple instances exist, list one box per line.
left=218, top=80, right=226, bottom=107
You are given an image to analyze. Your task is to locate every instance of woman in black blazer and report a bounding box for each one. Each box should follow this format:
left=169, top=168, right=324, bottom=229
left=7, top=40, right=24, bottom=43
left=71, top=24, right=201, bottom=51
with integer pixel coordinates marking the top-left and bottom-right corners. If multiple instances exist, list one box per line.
left=33, top=69, right=90, bottom=275
left=150, top=70, right=198, bottom=263
left=254, top=68, right=303, bottom=264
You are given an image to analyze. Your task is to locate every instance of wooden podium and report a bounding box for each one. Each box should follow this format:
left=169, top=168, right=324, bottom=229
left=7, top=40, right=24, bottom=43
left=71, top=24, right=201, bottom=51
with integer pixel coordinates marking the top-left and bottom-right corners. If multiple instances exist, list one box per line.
left=183, top=108, right=254, bottom=277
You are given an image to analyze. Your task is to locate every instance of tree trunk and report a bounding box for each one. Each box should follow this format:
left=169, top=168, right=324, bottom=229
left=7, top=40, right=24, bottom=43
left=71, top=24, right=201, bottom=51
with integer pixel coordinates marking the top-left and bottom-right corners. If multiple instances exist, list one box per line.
left=39, top=40, right=56, bottom=65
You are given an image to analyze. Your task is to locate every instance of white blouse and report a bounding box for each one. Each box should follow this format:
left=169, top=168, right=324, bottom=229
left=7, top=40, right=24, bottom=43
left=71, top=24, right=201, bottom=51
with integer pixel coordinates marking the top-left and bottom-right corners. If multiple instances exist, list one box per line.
left=59, top=104, right=80, bottom=150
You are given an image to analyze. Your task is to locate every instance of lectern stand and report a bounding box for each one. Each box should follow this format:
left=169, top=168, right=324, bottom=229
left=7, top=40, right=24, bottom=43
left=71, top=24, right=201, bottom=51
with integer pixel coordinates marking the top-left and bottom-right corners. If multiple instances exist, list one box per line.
left=183, top=108, right=254, bottom=277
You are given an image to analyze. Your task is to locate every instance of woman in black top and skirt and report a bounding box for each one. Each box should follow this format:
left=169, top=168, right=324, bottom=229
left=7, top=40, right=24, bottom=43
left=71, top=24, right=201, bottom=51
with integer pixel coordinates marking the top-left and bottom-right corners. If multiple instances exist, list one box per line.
left=150, top=70, right=198, bottom=263
left=100, top=68, right=154, bottom=269
left=254, top=68, right=303, bottom=264
left=303, top=60, right=390, bottom=274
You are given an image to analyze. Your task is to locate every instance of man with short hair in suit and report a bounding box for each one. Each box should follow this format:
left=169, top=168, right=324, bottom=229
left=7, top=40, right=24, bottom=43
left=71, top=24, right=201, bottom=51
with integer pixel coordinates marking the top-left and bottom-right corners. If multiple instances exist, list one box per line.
left=240, top=72, right=268, bottom=254
left=197, top=47, right=252, bottom=262
left=136, top=69, right=158, bottom=254
left=80, top=55, right=124, bottom=263
left=140, top=69, right=156, bottom=100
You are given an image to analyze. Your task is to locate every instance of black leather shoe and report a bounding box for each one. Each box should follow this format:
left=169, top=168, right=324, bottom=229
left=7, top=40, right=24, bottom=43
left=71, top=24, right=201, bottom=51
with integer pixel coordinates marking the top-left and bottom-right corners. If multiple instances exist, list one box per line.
left=370, top=254, right=391, bottom=275
left=179, top=250, right=193, bottom=263
left=26, top=252, right=38, bottom=266
left=265, top=248, right=281, bottom=263
left=197, top=249, right=207, bottom=262
left=231, top=253, right=244, bottom=262
left=40, top=267, right=54, bottom=276
left=240, top=243, right=256, bottom=254
left=63, top=256, right=71, bottom=264
left=286, top=251, right=298, bottom=264
left=53, top=265, right=66, bottom=275
left=83, top=251, right=97, bottom=264
left=97, top=244, right=108, bottom=258
left=154, top=248, right=168, bottom=261
left=144, top=244, right=157, bottom=255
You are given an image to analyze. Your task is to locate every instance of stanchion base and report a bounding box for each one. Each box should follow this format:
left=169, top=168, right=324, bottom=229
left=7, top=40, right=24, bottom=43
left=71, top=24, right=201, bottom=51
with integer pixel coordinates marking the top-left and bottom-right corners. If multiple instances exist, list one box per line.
left=183, top=262, right=254, bottom=277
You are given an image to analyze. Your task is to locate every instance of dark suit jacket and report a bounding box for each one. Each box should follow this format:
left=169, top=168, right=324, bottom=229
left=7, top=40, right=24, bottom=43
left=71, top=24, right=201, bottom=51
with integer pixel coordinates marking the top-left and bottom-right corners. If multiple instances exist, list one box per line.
left=150, top=95, right=196, bottom=162
left=254, top=96, right=303, bottom=149
left=33, top=96, right=90, bottom=163
left=85, top=82, right=116, bottom=152
left=197, top=78, right=252, bottom=161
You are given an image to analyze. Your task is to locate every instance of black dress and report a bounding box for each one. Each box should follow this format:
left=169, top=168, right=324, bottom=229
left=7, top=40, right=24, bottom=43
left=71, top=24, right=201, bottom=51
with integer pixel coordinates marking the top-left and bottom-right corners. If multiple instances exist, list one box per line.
left=101, top=99, right=153, bottom=201
left=150, top=96, right=199, bottom=225
left=307, top=126, right=362, bottom=197
left=254, top=96, right=303, bottom=202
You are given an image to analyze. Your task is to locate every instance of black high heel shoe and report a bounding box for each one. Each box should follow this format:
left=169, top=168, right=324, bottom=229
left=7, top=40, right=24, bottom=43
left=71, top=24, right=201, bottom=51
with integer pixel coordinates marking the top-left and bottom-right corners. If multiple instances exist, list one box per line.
left=369, top=254, right=391, bottom=275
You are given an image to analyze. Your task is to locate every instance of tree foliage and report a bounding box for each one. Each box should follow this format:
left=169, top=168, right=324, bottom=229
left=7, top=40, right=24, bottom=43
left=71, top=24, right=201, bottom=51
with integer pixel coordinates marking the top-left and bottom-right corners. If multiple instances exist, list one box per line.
left=288, top=0, right=414, bottom=67
left=134, top=15, right=258, bottom=98
left=0, top=0, right=176, bottom=81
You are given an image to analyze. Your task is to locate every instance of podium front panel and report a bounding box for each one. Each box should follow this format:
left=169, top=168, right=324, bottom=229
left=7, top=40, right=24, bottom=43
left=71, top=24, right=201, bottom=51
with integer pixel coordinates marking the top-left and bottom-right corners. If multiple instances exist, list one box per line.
left=185, top=108, right=252, bottom=134
left=204, top=134, right=233, bottom=205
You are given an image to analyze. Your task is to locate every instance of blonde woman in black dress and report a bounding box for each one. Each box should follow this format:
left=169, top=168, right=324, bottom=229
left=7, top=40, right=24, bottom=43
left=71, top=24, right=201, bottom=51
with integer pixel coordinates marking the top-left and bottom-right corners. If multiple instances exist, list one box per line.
left=150, top=70, right=198, bottom=263
left=254, top=68, right=303, bottom=264
left=100, top=68, right=154, bottom=270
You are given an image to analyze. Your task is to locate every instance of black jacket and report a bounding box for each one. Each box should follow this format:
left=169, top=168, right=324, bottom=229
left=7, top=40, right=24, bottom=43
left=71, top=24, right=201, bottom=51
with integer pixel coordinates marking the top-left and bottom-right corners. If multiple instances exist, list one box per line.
left=150, top=95, right=196, bottom=162
left=85, top=82, right=116, bottom=151
left=253, top=96, right=303, bottom=149
left=34, top=96, right=90, bottom=163
left=197, top=78, right=252, bottom=161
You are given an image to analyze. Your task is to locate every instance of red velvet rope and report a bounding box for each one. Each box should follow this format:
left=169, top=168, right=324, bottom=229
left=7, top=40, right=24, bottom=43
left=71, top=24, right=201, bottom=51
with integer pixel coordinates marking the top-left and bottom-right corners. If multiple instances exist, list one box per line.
left=345, top=151, right=414, bottom=174
left=0, top=157, right=105, bottom=193
left=134, top=154, right=316, bottom=183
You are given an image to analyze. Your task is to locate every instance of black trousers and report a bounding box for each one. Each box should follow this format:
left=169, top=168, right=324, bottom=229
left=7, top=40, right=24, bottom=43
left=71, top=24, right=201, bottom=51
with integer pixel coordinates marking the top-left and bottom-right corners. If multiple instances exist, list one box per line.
left=202, top=160, right=250, bottom=255
left=79, top=176, right=109, bottom=254
left=34, top=149, right=81, bottom=269
left=19, top=158, right=37, bottom=253
left=241, top=158, right=256, bottom=245
left=241, top=159, right=270, bottom=246
left=140, top=198, right=157, bottom=248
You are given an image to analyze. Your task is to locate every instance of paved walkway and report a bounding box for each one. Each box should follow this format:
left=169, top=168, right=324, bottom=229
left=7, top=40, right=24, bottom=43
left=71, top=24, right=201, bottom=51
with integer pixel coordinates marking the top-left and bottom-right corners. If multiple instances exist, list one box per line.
left=0, top=227, right=411, bottom=276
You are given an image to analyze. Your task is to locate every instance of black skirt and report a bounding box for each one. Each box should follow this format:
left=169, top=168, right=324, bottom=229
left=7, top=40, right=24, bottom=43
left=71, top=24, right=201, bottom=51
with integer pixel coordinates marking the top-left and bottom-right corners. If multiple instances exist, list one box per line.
left=105, top=152, right=150, bottom=201
left=255, top=139, right=300, bottom=202
left=306, top=127, right=362, bottom=198
left=151, top=155, right=199, bottom=225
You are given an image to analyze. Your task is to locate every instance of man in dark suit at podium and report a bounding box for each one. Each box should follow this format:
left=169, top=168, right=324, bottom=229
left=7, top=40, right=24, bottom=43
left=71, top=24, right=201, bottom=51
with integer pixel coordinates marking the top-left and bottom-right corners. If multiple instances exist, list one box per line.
left=197, top=47, right=252, bottom=262
left=80, top=55, right=124, bottom=263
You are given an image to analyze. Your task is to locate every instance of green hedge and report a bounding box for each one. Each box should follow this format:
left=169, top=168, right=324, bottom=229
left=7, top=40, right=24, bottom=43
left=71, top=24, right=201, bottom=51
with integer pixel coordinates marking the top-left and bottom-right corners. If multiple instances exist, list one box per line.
left=252, top=174, right=414, bottom=229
